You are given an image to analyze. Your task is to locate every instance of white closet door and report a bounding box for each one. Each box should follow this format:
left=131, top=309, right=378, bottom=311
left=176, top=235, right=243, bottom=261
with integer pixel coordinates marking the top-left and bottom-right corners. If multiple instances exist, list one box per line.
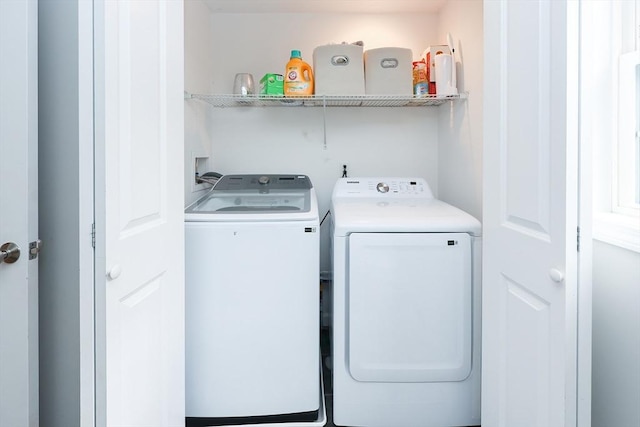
left=482, top=0, right=581, bottom=426
left=0, top=1, right=38, bottom=426
left=94, top=1, right=184, bottom=426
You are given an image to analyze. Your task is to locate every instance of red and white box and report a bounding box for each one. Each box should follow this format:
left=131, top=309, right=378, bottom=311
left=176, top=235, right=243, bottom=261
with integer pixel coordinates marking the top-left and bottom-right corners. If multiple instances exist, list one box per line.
left=422, top=45, right=450, bottom=94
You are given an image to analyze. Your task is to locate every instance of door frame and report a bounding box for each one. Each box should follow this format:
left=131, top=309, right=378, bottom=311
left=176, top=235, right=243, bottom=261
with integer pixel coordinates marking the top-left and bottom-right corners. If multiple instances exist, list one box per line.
left=575, top=0, right=593, bottom=422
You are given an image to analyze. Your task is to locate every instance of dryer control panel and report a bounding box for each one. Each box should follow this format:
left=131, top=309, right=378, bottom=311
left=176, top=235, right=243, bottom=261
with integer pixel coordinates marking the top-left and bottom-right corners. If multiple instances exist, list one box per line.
left=333, top=177, right=434, bottom=198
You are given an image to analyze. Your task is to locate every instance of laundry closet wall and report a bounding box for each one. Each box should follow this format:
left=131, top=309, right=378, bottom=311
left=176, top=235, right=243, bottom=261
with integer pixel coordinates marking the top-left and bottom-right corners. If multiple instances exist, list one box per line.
left=436, top=0, right=483, bottom=222
left=183, top=0, right=484, bottom=271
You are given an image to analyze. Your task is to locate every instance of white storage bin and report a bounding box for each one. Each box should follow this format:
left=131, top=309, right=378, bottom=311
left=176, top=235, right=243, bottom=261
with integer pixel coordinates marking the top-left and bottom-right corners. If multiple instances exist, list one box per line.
left=313, top=44, right=365, bottom=95
left=364, top=47, right=413, bottom=95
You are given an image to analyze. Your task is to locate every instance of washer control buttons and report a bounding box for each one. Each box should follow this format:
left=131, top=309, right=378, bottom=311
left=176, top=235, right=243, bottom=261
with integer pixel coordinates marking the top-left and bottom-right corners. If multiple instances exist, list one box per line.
left=363, top=179, right=428, bottom=196
left=376, top=182, right=390, bottom=193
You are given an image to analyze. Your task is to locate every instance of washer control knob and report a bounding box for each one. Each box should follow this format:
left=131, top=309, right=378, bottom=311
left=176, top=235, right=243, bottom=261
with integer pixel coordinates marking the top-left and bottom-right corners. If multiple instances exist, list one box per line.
left=376, top=182, right=390, bottom=193
left=258, top=176, right=270, bottom=185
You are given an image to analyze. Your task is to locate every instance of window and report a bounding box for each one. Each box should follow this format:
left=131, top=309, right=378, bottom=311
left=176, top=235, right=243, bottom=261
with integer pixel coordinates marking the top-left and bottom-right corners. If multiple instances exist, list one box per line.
left=614, top=0, right=640, bottom=215
left=585, top=0, right=640, bottom=252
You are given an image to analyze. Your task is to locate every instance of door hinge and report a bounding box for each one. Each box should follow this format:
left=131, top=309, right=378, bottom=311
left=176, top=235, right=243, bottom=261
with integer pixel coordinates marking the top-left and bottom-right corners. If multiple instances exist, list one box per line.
left=577, top=226, right=580, bottom=252
left=91, top=223, right=96, bottom=248
left=29, top=239, right=42, bottom=260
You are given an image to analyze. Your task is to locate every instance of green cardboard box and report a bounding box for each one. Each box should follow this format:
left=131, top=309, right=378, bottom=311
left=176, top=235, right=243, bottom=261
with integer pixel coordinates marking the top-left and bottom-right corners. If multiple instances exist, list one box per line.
left=260, top=73, right=284, bottom=97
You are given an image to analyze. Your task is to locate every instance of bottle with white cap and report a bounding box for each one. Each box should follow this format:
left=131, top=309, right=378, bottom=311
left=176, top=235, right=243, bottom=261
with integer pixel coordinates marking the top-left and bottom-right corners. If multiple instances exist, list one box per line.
left=284, top=50, right=314, bottom=97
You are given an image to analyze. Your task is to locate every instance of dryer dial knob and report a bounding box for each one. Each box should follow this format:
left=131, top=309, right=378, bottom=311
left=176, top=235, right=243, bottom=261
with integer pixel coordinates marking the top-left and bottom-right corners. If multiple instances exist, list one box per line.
left=376, top=182, right=390, bottom=193
left=258, top=176, right=270, bottom=185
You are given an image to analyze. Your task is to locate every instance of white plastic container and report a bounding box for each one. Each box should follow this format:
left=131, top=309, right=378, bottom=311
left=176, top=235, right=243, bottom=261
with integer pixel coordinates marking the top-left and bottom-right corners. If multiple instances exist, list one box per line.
left=435, top=53, right=458, bottom=96
left=313, top=44, right=365, bottom=95
left=422, top=45, right=450, bottom=82
left=364, top=47, right=413, bottom=95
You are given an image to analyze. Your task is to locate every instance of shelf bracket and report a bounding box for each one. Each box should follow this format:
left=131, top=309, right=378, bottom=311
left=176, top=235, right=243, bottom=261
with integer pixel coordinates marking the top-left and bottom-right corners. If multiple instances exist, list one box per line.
left=322, top=96, right=327, bottom=150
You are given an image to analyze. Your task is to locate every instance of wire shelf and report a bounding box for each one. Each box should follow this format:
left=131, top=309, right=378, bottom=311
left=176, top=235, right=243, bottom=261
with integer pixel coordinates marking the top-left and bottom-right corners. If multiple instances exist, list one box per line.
left=186, top=93, right=467, bottom=108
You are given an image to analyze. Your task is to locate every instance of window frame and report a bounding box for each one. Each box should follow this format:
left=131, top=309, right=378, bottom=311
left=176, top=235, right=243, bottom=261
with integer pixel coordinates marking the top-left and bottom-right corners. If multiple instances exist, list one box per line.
left=591, top=0, right=640, bottom=253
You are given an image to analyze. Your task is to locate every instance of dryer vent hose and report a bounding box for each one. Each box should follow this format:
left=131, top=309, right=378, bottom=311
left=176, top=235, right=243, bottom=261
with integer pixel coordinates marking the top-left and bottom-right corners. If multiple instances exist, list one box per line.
left=196, top=171, right=223, bottom=186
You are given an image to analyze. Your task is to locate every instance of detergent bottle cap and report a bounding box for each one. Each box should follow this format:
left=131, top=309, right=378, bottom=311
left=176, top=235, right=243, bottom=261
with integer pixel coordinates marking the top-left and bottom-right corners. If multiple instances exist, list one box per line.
left=290, top=50, right=302, bottom=59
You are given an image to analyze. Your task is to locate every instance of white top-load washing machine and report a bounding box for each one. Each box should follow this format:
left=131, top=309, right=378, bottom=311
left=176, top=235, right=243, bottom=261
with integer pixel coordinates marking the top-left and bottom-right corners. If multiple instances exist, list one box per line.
left=185, top=174, right=322, bottom=427
left=330, top=177, right=482, bottom=427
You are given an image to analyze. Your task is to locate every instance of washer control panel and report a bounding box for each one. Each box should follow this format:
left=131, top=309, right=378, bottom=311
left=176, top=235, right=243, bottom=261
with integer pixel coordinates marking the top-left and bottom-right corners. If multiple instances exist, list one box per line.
left=334, top=177, right=434, bottom=198
left=372, top=180, right=424, bottom=195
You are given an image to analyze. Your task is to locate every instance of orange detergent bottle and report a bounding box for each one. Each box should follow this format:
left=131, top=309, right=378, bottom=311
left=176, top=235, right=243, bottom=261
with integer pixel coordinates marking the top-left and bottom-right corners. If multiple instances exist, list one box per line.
left=284, top=50, right=314, bottom=96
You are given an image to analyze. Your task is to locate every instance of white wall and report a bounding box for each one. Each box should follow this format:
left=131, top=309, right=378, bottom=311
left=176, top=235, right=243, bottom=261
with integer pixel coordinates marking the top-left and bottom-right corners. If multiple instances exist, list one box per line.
left=184, top=1, right=485, bottom=269
left=436, top=0, right=483, bottom=222
left=184, top=0, right=217, bottom=205
left=592, top=241, right=640, bottom=426
left=208, top=13, right=439, bottom=94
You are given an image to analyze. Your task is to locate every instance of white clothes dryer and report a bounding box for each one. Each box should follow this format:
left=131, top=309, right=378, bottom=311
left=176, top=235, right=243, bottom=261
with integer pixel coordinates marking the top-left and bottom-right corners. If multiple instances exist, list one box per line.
left=185, top=174, right=322, bottom=427
left=330, top=177, right=482, bottom=427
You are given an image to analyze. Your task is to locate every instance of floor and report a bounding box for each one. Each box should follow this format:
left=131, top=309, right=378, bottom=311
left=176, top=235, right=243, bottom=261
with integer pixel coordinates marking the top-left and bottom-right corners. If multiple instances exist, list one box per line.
left=323, top=393, right=336, bottom=427
left=320, top=327, right=336, bottom=427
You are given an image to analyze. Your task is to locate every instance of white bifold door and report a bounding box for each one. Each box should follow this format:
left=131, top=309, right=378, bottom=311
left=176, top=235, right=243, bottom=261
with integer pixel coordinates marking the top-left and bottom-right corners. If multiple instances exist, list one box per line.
left=482, top=0, right=589, bottom=426
left=94, top=1, right=185, bottom=426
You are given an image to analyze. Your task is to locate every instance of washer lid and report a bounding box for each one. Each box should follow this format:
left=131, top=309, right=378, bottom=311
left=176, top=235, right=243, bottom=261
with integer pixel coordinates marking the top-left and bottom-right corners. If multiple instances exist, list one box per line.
left=185, top=174, right=318, bottom=221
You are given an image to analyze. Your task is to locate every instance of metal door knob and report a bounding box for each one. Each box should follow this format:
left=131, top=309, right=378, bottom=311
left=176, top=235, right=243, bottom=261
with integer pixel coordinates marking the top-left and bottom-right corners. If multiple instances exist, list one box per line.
left=549, top=268, right=564, bottom=283
left=1, top=242, right=21, bottom=264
